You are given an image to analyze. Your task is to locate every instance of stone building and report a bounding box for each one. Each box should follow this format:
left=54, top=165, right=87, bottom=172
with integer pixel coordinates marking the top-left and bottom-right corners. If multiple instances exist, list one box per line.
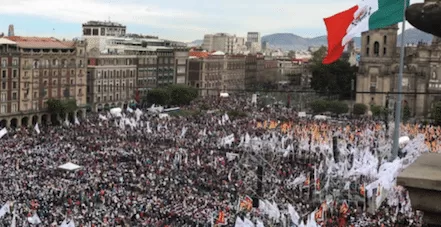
left=136, top=53, right=158, bottom=96
left=245, top=54, right=265, bottom=88
left=86, top=50, right=137, bottom=112
left=202, top=33, right=246, bottom=54
left=188, top=51, right=246, bottom=96
left=0, top=38, right=20, bottom=128
left=3, top=36, right=87, bottom=127
left=82, top=21, right=126, bottom=52
left=356, top=25, right=441, bottom=117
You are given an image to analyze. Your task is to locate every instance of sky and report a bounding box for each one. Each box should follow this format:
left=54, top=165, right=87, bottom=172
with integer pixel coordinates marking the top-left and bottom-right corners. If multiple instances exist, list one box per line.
left=0, top=0, right=423, bottom=42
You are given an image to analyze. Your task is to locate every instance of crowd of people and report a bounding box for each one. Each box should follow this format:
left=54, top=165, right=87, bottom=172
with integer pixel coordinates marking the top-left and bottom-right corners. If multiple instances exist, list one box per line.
left=0, top=95, right=433, bottom=226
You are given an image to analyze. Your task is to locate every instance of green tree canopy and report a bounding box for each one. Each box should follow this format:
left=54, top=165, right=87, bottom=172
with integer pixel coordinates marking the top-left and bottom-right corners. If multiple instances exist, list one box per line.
left=46, top=99, right=78, bottom=116
left=145, top=85, right=198, bottom=106
left=353, top=103, right=368, bottom=115
left=310, top=46, right=357, bottom=100
left=434, top=102, right=441, bottom=125
left=145, top=88, right=170, bottom=105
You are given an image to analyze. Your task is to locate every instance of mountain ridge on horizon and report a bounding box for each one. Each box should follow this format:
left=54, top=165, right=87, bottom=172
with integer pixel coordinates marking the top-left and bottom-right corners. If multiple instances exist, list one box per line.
left=188, top=28, right=433, bottom=51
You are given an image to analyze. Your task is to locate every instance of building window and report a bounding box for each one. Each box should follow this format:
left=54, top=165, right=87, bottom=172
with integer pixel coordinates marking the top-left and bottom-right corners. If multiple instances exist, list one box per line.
left=32, top=102, right=37, bottom=110
left=12, top=59, right=17, bottom=66
left=0, top=105, right=5, bottom=113
left=1, top=60, right=6, bottom=67
left=11, top=103, right=17, bottom=112
left=367, top=35, right=370, bottom=44
left=13, top=70, right=17, bottom=78
left=12, top=92, right=17, bottom=100
left=383, top=35, right=387, bottom=44
left=0, top=93, right=5, bottom=101
left=373, top=42, right=380, bottom=56
left=34, top=92, right=38, bottom=98
left=1, top=82, right=5, bottom=89
left=1, top=70, right=6, bottom=78
left=12, top=82, right=17, bottom=89
left=383, top=47, right=387, bottom=56
left=93, top=29, right=99, bottom=36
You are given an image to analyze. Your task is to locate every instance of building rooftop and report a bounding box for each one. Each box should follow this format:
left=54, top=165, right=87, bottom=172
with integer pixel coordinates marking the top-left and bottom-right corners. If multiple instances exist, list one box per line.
left=6, top=36, right=75, bottom=49
left=0, top=37, right=16, bottom=45
left=189, top=51, right=210, bottom=58
left=82, top=21, right=126, bottom=28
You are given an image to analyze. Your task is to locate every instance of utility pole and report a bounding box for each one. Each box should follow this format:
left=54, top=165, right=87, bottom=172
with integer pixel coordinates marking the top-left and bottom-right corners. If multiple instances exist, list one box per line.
left=351, top=79, right=355, bottom=115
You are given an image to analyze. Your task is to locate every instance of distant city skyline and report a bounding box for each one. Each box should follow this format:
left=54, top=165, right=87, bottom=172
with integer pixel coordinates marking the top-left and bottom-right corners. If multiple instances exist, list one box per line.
left=0, top=0, right=422, bottom=42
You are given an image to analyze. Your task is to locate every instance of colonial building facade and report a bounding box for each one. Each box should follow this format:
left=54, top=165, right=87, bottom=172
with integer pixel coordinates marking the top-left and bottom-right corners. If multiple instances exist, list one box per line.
left=1, top=36, right=87, bottom=127
left=356, top=25, right=440, bottom=118
left=188, top=51, right=246, bottom=96
left=87, top=49, right=137, bottom=112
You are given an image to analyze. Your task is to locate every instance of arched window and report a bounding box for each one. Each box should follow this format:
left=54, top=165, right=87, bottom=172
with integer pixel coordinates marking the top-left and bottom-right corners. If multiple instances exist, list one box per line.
left=373, top=42, right=380, bottom=56
left=367, top=35, right=370, bottom=44
left=383, top=35, right=387, bottom=44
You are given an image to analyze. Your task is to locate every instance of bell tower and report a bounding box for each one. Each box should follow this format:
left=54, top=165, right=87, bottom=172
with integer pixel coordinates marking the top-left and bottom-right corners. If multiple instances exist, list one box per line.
left=360, top=24, right=398, bottom=58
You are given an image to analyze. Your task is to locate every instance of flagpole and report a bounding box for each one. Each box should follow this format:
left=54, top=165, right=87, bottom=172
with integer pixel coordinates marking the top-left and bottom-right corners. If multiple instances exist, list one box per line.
left=391, top=0, right=407, bottom=161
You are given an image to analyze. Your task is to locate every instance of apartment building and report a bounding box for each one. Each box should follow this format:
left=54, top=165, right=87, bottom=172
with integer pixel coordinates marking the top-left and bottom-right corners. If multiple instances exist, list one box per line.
left=245, top=54, right=265, bottom=88
left=82, top=21, right=190, bottom=106
left=202, top=33, right=246, bottom=54
left=87, top=50, right=137, bottom=112
left=0, top=38, right=20, bottom=128
left=82, top=21, right=127, bottom=52
left=246, top=32, right=262, bottom=54
left=4, top=36, right=87, bottom=127
left=188, top=51, right=245, bottom=96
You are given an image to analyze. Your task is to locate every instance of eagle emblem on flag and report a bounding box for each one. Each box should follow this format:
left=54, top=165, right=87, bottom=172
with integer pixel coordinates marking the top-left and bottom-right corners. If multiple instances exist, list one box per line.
left=352, top=5, right=371, bottom=26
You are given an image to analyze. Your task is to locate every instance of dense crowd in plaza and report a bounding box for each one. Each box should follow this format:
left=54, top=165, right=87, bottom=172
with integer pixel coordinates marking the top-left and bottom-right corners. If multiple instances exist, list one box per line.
left=0, top=95, right=434, bottom=226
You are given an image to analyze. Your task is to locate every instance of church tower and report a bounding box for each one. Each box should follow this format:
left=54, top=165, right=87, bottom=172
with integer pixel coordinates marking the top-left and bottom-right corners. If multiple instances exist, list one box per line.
left=360, top=24, right=398, bottom=59
left=356, top=25, right=399, bottom=108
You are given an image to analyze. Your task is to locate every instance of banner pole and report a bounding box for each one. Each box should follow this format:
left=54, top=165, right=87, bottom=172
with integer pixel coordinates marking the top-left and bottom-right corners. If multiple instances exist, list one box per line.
left=391, top=0, right=408, bottom=160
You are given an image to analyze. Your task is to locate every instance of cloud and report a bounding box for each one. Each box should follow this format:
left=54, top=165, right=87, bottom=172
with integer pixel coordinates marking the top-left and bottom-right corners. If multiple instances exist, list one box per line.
left=0, top=0, right=427, bottom=41
left=0, top=0, right=208, bottom=31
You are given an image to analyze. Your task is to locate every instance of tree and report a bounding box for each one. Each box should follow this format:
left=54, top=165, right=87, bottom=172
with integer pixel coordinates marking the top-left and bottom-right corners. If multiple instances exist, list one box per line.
left=328, top=101, right=349, bottom=115
left=167, top=85, right=198, bottom=106
left=310, top=46, right=358, bottom=100
left=46, top=99, right=77, bottom=118
left=145, top=88, right=170, bottom=105
left=47, top=99, right=64, bottom=116
left=353, top=103, right=368, bottom=115
left=434, top=102, right=441, bottom=125
left=287, top=50, right=296, bottom=58
left=370, top=105, right=384, bottom=118
left=145, top=85, right=199, bottom=106
left=310, top=100, right=329, bottom=114
left=402, top=105, right=411, bottom=123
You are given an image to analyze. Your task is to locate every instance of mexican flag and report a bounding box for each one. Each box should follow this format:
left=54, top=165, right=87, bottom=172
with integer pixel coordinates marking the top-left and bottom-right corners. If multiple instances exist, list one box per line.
left=322, top=0, right=409, bottom=64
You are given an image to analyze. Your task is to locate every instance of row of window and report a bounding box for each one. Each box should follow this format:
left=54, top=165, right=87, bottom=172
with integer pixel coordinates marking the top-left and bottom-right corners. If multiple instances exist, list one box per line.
left=26, top=59, right=84, bottom=68
left=1, top=59, right=18, bottom=67
left=0, top=103, right=17, bottom=114
left=24, top=69, right=84, bottom=78
left=1, top=70, right=18, bottom=79
left=96, top=69, right=136, bottom=79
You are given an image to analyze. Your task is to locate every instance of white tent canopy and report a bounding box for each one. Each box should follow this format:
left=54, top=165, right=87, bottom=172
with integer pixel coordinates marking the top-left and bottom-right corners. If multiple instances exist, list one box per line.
left=58, top=162, right=82, bottom=171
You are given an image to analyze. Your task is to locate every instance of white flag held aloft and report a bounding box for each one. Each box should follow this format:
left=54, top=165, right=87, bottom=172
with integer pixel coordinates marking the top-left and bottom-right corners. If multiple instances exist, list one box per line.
left=34, top=123, right=41, bottom=134
left=0, top=201, right=10, bottom=218
left=27, top=213, right=42, bottom=225
left=0, top=128, right=7, bottom=139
